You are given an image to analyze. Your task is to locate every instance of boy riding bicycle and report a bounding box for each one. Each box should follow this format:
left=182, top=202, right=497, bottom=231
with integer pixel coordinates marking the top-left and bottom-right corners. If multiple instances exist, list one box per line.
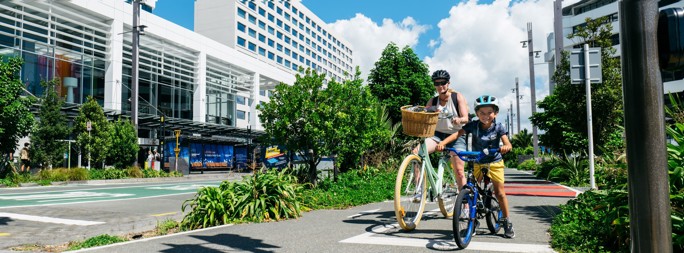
left=436, top=95, right=515, bottom=238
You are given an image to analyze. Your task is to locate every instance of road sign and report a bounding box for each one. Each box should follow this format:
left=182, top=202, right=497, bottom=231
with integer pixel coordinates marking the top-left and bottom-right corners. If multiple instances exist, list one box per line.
left=570, top=47, right=602, bottom=84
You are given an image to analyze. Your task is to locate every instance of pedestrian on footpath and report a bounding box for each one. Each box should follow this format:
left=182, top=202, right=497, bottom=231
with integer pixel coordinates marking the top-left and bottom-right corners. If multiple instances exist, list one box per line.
left=19, top=142, right=30, bottom=173
left=147, top=150, right=154, bottom=170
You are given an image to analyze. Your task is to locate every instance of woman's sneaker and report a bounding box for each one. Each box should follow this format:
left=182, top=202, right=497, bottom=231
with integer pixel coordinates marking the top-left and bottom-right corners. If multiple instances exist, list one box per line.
left=501, top=218, right=515, bottom=238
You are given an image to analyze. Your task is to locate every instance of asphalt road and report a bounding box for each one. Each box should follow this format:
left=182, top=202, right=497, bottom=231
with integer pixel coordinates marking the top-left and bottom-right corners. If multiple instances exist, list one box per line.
left=0, top=172, right=247, bottom=251
left=69, top=169, right=578, bottom=253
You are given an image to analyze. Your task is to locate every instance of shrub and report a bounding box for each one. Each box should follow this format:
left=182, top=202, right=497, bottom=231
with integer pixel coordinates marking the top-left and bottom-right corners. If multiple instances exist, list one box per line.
left=126, top=166, right=143, bottom=178
left=550, top=190, right=630, bottom=253
left=181, top=168, right=302, bottom=229
left=67, top=168, right=89, bottom=181
left=548, top=154, right=588, bottom=187
left=536, top=157, right=560, bottom=179
left=518, top=159, right=538, bottom=171
left=300, top=167, right=394, bottom=209
left=67, top=234, right=127, bottom=251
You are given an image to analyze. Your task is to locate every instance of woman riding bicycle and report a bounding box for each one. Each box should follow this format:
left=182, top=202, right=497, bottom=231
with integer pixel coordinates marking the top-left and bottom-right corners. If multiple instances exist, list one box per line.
left=411, top=70, right=469, bottom=194
left=436, top=95, right=515, bottom=238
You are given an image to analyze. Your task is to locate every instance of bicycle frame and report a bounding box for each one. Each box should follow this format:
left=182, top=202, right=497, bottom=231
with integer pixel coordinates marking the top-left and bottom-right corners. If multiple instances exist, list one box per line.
left=415, top=139, right=452, bottom=200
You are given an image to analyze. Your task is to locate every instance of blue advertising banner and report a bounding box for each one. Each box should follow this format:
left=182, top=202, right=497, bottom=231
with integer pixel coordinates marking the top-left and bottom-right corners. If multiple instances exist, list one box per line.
left=235, top=146, right=248, bottom=169
left=262, top=145, right=288, bottom=169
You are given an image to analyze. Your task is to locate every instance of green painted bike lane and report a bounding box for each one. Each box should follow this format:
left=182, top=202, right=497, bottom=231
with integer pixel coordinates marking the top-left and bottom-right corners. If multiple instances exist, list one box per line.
left=0, top=181, right=221, bottom=208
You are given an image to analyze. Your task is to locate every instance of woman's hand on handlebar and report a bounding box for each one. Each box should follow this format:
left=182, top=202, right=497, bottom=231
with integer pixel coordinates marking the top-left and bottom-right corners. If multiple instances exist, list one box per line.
left=500, top=144, right=512, bottom=154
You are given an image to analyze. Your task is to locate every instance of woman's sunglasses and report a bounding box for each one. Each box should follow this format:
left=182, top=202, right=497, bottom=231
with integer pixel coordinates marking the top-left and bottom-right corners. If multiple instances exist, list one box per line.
left=434, top=80, right=448, bottom=86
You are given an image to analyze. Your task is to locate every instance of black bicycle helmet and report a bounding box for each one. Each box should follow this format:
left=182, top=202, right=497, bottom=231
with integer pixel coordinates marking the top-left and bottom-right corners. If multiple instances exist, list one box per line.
left=474, top=95, right=499, bottom=112
left=431, top=70, right=450, bottom=81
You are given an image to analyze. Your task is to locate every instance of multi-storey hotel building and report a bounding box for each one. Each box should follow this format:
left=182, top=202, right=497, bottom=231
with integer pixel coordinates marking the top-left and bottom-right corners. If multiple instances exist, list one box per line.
left=0, top=0, right=351, bottom=170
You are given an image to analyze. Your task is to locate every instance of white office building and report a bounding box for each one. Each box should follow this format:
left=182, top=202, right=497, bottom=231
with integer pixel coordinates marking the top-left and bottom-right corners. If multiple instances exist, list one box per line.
left=546, top=0, right=684, bottom=93
left=0, top=0, right=347, bottom=170
left=195, top=0, right=354, bottom=84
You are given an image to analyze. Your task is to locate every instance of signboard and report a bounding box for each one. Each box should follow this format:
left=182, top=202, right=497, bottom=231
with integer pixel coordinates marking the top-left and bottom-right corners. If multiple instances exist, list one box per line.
left=570, top=47, right=603, bottom=84
left=262, top=145, right=288, bottom=169
left=235, top=146, right=248, bottom=169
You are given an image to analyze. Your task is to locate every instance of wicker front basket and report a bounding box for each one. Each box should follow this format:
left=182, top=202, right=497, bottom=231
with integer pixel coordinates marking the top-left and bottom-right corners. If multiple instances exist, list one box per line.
left=401, top=105, right=439, bottom=137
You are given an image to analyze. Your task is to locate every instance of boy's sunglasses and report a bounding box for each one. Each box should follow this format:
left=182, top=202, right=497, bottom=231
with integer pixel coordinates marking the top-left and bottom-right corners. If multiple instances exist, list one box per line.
left=434, top=80, right=448, bottom=86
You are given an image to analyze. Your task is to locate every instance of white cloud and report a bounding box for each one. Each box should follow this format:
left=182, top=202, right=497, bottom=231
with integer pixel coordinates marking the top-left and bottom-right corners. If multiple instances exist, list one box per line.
left=424, top=0, right=555, bottom=133
left=326, top=14, right=428, bottom=80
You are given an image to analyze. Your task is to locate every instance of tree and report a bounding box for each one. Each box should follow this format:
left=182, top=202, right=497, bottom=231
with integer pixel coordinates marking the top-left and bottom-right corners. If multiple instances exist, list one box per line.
left=511, top=128, right=533, bottom=148
left=259, top=69, right=331, bottom=185
left=106, top=118, right=139, bottom=169
left=322, top=68, right=392, bottom=172
left=0, top=57, right=34, bottom=173
left=367, top=43, right=434, bottom=124
left=74, top=96, right=110, bottom=168
left=530, top=17, right=623, bottom=155
left=32, top=78, right=70, bottom=169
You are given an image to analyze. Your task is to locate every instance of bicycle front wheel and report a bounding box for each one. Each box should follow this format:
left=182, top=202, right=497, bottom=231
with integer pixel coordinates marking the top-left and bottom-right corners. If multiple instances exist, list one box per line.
left=485, top=187, right=503, bottom=234
left=394, top=154, right=427, bottom=231
left=453, top=187, right=476, bottom=249
left=438, top=162, right=458, bottom=217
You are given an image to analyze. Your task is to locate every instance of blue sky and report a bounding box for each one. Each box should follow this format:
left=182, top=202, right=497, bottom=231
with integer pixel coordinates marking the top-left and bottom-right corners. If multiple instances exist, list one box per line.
left=153, top=0, right=570, bottom=132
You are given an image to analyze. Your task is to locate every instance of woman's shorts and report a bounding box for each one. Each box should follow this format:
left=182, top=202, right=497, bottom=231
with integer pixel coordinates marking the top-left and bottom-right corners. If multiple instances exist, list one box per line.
left=474, top=160, right=505, bottom=184
left=431, top=131, right=467, bottom=151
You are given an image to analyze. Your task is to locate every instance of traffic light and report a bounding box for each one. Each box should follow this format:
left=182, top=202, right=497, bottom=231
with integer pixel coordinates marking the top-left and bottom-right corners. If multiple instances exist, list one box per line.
left=659, top=7, right=684, bottom=71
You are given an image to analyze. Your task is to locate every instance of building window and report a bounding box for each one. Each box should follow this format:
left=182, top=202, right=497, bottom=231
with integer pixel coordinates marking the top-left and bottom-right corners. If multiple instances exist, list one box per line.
left=258, top=47, right=266, bottom=56
left=237, top=7, right=246, bottom=18
left=248, top=14, right=256, bottom=24
left=268, top=13, right=274, bottom=22
left=248, top=42, right=256, bottom=51
left=277, top=56, right=283, bottom=64
left=259, top=34, right=266, bottom=42
left=268, top=39, right=274, bottom=47
left=248, top=28, right=256, bottom=38
left=258, top=7, right=266, bottom=16
left=276, top=31, right=283, bottom=39
left=268, top=26, right=275, bottom=35
left=260, top=90, right=266, bottom=96
left=277, top=7, right=282, bottom=15
left=248, top=1, right=256, bottom=10
left=268, top=51, right=275, bottom=60
left=276, top=43, right=282, bottom=52
left=267, top=1, right=274, bottom=9
left=237, top=36, right=246, bottom=46
left=237, top=22, right=246, bottom=32
left=237, top=110, right=246, bottom=119
left=277, top=19, right=283, bottom=27
left=258, top=21, right=266, bottom=29
left=237, top=95, right=246, bottom=105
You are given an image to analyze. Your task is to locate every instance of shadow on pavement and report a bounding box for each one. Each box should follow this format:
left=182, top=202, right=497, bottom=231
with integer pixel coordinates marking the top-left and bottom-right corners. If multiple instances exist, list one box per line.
left=0, top=217, right=11, bottom=226
left=160, top=234, right=280, bottom=253
left=514, top=205, right=562, bottom=224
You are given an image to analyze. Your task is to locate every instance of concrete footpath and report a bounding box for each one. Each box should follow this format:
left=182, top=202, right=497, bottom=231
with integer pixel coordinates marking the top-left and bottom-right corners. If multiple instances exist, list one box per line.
left=71, top=169, right=581, bottom=253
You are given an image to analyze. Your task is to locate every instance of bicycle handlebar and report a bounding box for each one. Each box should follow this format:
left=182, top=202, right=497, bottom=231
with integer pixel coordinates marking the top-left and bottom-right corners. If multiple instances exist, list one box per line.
left=443, top=148, right=500, bottom=162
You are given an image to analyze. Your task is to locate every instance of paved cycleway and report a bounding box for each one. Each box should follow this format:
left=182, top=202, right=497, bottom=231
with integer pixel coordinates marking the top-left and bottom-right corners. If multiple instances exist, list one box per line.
left=74, top=169, right=579, bottom=253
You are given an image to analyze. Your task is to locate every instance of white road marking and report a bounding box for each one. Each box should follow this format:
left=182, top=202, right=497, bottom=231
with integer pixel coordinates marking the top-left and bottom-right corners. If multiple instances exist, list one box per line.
left=0, top=212, right=105, bottom=226
left=146, top=184, right=214, bottom=190
left=340, top=223, right=554, bottom=252
left=347, top=208, right=380, bottom=218
left=0, top=191, right=133, bottom=201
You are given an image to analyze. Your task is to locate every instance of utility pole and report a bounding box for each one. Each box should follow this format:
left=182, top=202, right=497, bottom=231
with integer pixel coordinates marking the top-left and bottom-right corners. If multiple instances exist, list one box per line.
left=131, top=0, right=140, bottom=132
left=620, top=0, right=672, bottom=251
left=509, top=102, right=514, bottom=134
left=522, top=22, right=540, bottom=160
left=515, top=77, right=521, bottom=134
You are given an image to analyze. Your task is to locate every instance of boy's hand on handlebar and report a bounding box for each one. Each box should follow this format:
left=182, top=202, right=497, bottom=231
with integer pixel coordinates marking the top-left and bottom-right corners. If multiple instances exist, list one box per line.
left=500, top=144, right=512, bottom=154
left=436, top=143, right=445, bottom=151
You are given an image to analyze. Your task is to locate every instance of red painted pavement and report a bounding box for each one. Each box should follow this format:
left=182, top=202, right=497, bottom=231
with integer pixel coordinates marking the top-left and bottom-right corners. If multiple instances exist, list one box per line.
left=504, top=181, right=578, bottom=198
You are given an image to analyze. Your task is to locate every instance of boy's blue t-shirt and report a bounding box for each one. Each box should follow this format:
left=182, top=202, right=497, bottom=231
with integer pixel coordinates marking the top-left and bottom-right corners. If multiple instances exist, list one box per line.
left=462, top=120, right=508, bottom=163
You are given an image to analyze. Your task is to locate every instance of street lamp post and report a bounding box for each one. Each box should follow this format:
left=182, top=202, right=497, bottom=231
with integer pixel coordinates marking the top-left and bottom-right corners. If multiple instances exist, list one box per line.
left=521, top=22, right=540, bottom=161
left=131, top=0, right=140, bottom=133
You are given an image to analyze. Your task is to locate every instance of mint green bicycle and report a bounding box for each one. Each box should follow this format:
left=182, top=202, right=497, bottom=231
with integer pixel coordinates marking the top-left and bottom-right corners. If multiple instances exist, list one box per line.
left=394, top=137, right=459, bottom=231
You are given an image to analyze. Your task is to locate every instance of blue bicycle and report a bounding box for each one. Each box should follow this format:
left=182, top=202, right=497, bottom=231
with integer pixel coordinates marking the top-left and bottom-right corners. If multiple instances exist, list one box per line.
left=446, top=147, right=504, bottom=249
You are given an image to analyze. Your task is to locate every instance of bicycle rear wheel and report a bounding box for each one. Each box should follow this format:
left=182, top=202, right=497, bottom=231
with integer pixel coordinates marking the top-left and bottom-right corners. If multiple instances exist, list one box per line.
left=394, top=154, right=427, bottom=231
left=453, top=187, right=476, bottom=249
left=438, top=163, right=458, bottom=217
left=485, top=188, right=503, bottom=234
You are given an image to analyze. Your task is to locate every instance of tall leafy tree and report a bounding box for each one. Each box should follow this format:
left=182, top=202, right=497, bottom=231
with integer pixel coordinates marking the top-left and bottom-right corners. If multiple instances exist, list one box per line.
left=74, top=96, right=110, bottom=168
left=322, top=68, right=392, bottom=172
left=0, top=57, right=34, bottom=172
left=531, top=17, right=623, bottom=154
left=32, top=78, right=70, bottom=169
left=511, top=128, right=533, bottom=148
left=259, top=69, right=331, bottom=184
left=367, top=43, right=433, bottom=124
left=106, top=118, right=138, bottom=169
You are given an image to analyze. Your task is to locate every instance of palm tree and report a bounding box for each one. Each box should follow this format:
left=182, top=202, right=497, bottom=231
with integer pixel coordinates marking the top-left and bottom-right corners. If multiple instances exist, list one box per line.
left=511, top=128, right=533, bottom=148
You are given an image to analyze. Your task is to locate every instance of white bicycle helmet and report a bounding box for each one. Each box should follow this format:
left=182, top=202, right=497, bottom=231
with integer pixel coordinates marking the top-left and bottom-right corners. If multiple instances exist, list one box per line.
left=474, top=95, right=499, bottom=112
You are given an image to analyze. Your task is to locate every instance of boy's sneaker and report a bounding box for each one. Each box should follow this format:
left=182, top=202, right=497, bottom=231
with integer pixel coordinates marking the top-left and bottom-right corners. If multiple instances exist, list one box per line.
left=501, top=218, right=515, bottom=238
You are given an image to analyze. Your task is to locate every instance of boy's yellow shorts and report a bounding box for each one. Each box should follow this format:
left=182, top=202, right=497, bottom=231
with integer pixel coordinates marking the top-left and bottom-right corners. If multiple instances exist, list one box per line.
left=474, top=160, right=505, bottom=184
